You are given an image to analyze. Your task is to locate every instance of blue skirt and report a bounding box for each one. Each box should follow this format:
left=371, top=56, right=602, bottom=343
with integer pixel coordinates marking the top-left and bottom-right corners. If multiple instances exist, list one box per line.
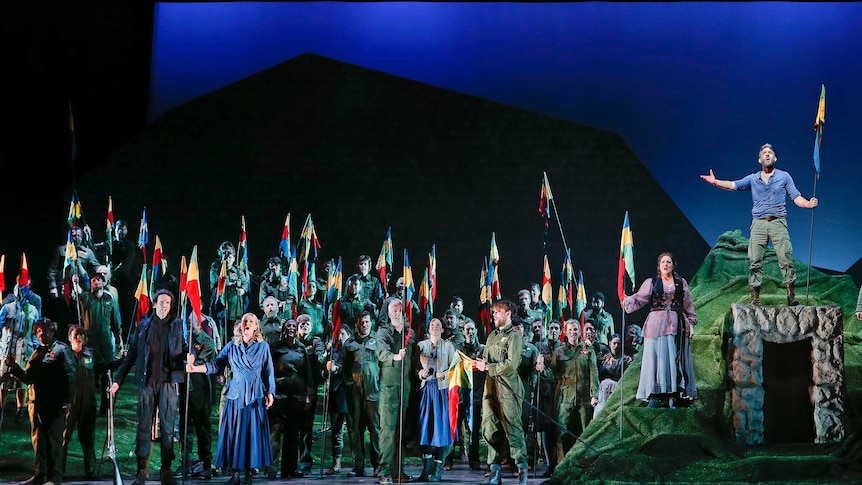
left=419, top=382, right=453, bottom=448
left=216, top=397, right=273, bottom=469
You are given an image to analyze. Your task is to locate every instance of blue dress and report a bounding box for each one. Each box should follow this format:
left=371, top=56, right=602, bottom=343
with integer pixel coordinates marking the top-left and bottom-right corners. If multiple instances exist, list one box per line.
left=206, top=339, right=276, bottom=469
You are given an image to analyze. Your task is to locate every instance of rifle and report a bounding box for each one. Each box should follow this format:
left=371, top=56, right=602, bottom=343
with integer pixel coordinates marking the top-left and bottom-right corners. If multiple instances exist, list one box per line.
left=106, top=370, right=124, bottom=485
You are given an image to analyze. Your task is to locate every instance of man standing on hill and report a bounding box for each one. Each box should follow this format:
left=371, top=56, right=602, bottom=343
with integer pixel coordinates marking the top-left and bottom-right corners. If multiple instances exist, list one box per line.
left=701, top=143, right=818, bottom=306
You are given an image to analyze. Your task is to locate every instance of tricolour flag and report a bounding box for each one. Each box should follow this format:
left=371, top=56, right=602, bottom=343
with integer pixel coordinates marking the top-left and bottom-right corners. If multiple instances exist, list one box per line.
left=106, top=196, right=114, bottom=257
left=186, top=246, right=203, bottom=327
left=488, top=233, right=501, bottom=301
left=151, top=235, right=165, bottom=291
left=403, top=249, right=415, bottom=327
left=279, top=213, right=291, bottom=259
left=448, top=350, right=475, bottom=441
left=134, top=266, right=150, bottom=324
left=813, top=84, right=826, bottom=174
left=539, top=172, right=553, bottom=248
left=18, top=253, right=29, bottom=289
left=576, top=270, right=587, bottom=330
left=328, top=257, right=343, bottom=338
left=376, top=227, right=393, bottom=298
left=418, top=268, right=430, bottom=336
left=216, top=261, right=227, bottom=303
left=238, top=215, right=249, bottom=274
left=617, top=211, right=635, bottom=304
left=63, top=228, right=78, bottom=304
left=429, top=244, right=437, bottom=310
left=138, top=206, right=148, bottom=263
left=0, top=254, right=5, bottom=293
left=478, top=258, right=492, bottom=334
left=179, top=255, right=188, bottom=302
left=67, top=190, right=83, bottom=228
left=542, top=255, right=553, bottom=325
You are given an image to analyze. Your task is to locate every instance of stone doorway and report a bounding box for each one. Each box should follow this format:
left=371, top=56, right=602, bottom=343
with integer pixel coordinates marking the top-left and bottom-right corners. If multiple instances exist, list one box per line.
left=727, top=304, right=845, bottom=444
left=762, top=338, right=815, bottom=443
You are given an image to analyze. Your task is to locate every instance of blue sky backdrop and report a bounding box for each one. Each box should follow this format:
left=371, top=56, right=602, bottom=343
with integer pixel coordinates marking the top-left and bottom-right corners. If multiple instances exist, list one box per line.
left=149, top=2, right=862, bottom=272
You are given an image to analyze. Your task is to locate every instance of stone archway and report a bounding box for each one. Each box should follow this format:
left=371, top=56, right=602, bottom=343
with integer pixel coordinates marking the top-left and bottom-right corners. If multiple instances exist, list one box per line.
left=727, top=304, right=845, bottom=444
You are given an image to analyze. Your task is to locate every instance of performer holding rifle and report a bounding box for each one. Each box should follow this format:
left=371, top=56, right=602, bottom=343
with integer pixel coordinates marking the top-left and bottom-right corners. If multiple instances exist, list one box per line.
left=474, top=300, right=528, bottom=485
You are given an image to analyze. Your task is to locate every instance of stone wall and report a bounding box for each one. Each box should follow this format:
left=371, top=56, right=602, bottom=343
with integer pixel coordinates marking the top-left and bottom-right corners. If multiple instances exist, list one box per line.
left=728, top=304, right=845, bottom=444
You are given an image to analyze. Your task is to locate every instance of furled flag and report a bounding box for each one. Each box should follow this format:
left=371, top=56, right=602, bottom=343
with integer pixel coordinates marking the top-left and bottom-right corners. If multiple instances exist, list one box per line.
left=179, top=255, right=188, bottom=303
left=328, top=257, right=343, bottom=338
left=151, top=235, right=165, bottom=291
left=186, top=246, right=203, bottom=328
left=106, top=196, right=114, bottom=258
left=63, top=228, right=78, bottom=304
left=0, top=254, right=5, bottom=293
left=542, top=255, right=553, bottom=325
left=67, top=190, right=83, bottom=227
left=556, top=250, right=574, bottom=323
left=617, top=211, right=635, bottom=304
left=478, top=258, right=492, bottom=335
left=216, top=261, right=227, bottom=304
left=448, top=350, right=475, bottom=441
left=285, top=245, right=299, bottom=299
left=429, top=244, right=437, bottom=311
left=813, top=84, right=826, bottom=174
left=419, top=268, right=430, bottom=336
left=403, top=249, right=415, bottom=327
left=18, top=253, right=29, bottom=289
left=576, top=270, right=588, bottom=330
left=138, top=206, right=148, bottom=263
left=539, top=172, right=553, bottom=249
left=279, top=213, right=291, bottom=260
left=488, top=233, right=501, bottom=301
left=298, top=214, right=321, bottom=265
left=376, top=227, right=393, bottom=298
left=134, top=266, right=150, bottom=324
left=238, top=215, right=249, bottom=274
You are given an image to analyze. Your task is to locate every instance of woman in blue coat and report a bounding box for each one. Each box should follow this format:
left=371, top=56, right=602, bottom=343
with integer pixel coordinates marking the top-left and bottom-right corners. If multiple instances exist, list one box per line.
left=188, top=312, right=275, bottom=485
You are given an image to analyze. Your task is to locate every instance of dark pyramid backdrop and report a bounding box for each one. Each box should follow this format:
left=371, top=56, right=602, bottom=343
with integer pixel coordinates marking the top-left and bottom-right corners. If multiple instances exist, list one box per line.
left=74, top=53, right=709, bottom=316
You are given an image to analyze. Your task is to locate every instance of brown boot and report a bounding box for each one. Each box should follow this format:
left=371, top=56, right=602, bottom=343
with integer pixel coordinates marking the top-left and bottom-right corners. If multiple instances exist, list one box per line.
left=750, top=286, right=760, bottom=305
left=786, top=283, right=800, bottom=306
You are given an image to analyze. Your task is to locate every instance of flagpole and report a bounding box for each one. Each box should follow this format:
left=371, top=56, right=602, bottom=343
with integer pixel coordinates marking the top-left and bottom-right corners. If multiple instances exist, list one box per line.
left=549, top=195, right=571, bottom=255
left=804, top=172, right=819, bottom=305
left=619, top=311, right=625, bottom=441
left=181, top=296, right=190, bottom=483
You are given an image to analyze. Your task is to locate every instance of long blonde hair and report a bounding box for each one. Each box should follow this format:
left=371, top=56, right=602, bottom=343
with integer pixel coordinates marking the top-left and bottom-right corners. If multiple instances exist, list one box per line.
left=232, top=313, right=264, bottom=344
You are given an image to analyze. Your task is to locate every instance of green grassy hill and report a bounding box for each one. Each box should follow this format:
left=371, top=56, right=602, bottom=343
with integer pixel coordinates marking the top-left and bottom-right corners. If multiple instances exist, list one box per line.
left=553, top=231, right=862, bottom=484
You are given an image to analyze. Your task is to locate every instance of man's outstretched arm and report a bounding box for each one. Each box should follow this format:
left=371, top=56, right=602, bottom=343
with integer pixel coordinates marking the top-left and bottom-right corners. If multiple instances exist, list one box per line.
left=700, top=169, right=736, bottom=191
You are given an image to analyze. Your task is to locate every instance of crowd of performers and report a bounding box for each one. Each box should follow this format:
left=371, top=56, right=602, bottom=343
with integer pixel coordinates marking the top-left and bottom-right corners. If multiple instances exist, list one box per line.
left=1, top=218, right=706, bottom=485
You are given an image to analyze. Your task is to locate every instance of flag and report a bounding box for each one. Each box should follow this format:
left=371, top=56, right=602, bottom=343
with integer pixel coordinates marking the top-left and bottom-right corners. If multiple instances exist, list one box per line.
left=285, top=245, right=299, bottom=298
left=403, top=249, right=415, bottom=326
left=179, top=255, right=188, bottom=302
left=216, top=261, right=227, bottom=303
left=429, top=244, right=437, bottom=310
left=813, top=84, right=826, bottom=174
left=106, top=196, right=114, bottom=257
left=68, top=100, right=77, bottom=162
left=478, top=258, right=492, bottom=334
left=63, top=228, right=78, bottom=304
left=376, top=227, right=393, bottom=298
left=542, top=255, right=553, bottom=325
left=0, top=254, right=5, bottom=293
left=576, top=270, right=587, bottom=329
left=186, top=246, right=203, bottom=328
left=67, top=191, right=83, bottom=227
left=448, top=350, right=475, bottom=441
left=565, top=252, right=574, bottom=319
left=539, top=172, right=553, bottom=248
left=151, top=235, right=165, bottom=291
left=298, top=214, right=321, bottom=264
left=138, top=206, right=148, bottom=262
left=418, top=268, right=430, bottom=335
left=488, top=233, right=501, bottom=301
left=238, top=215, right=249, bottom=274
left=134, top=266, right=150, bottom=324
left=328, top=257, right=343, bottom=338
left=279, top=214, right=291, bottom=259
left=617, top=212, right=635, bottom=304
left=17, top=253, right=29, bottom=289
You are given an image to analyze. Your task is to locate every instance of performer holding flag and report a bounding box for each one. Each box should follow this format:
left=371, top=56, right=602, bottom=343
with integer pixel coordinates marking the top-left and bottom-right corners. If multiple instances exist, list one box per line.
left=700, top=143, right=818, bottom=306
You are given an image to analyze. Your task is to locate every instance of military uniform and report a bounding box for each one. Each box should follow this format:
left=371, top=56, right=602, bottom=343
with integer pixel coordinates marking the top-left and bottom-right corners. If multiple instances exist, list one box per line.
left=63, top=345, right=99, bottom=478
left=517, top=340, right=540, bottom=467
left=270, top=336, right=315, bottom=477
left=259, top=273, right=295, bottom=321
left=344, top=331, right=381, bottom=475
left=76, top=290, right=122, bottom=413
left=297, top=333, right=326, bottom=473
left=351, top=272, right=384, bottom=311
left=583, top=308, right=614, bottom=347
left=481, top=322, right=526, bottom=466
left=209, top=263, right=249, bottom=336
left=456, top=336, right=484, bottom=468
left=297, top=297, right=327, bottom=338
left=544, top=341, right=599, bottom=457
left=374, top=322, right=415, bottom=480
left=179, top=329, right=215, bottom=476
left=337, top=295, right=376, bottom=333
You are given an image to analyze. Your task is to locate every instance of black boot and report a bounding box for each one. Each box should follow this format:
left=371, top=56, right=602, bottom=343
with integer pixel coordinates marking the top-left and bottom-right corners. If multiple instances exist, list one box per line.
left=225, top=470, right=241, bottom=485
left=417, top=454, right=433, bottom=481
left=786, top=283, right=800, bottom=306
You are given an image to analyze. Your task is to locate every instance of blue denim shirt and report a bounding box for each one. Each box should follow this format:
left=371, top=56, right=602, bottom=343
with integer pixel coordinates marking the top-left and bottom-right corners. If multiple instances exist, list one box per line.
left=733, top=168, right=802, bottom=219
